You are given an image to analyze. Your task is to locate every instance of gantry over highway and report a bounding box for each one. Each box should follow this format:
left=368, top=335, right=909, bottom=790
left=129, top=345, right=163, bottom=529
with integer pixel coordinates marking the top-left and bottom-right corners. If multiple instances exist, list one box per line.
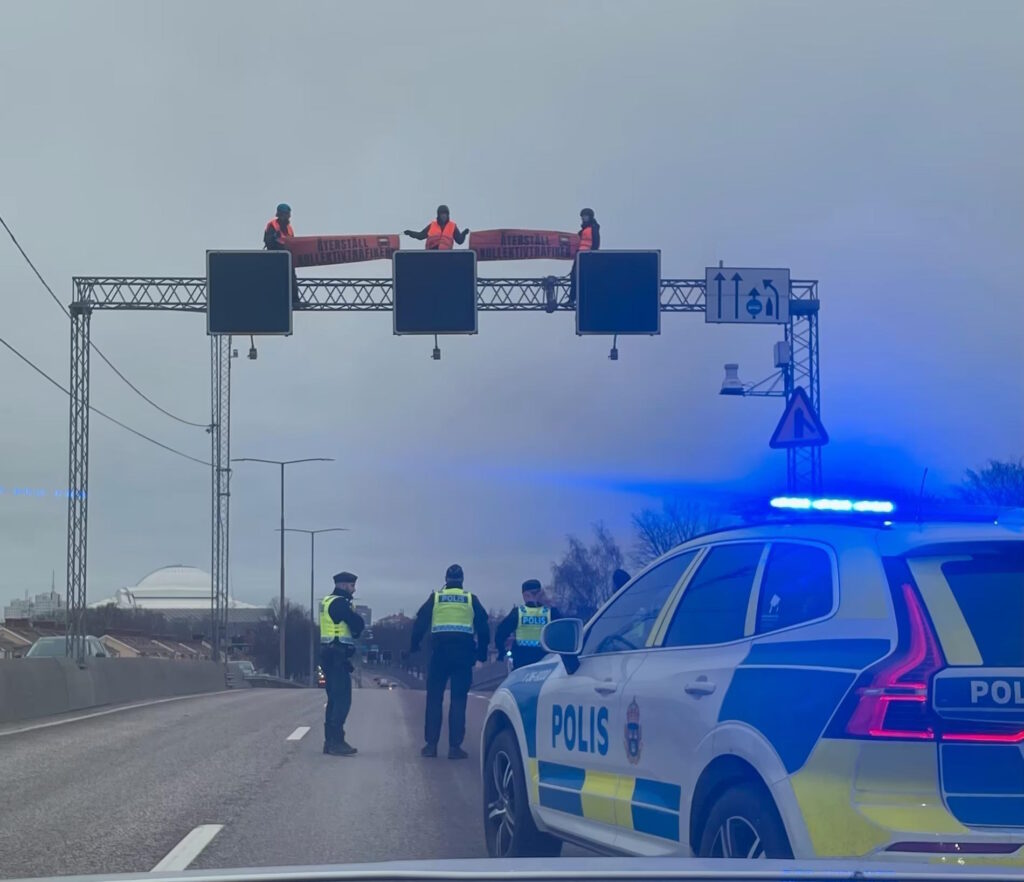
left=65, top=267, right=821, bottom=662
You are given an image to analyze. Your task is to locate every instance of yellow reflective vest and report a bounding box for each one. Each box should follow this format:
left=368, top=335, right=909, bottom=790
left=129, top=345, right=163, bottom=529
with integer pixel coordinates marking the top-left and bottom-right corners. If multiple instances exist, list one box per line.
left=320, top=595, right=354, bottom=645
left=515, top=604, right=550, bottom=647
left=430, top=588, right=475, bottom=634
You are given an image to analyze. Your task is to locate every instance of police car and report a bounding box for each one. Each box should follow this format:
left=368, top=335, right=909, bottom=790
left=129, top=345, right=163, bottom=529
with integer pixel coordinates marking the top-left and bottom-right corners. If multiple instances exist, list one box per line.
left=480, top=498, right=1024, bottom=863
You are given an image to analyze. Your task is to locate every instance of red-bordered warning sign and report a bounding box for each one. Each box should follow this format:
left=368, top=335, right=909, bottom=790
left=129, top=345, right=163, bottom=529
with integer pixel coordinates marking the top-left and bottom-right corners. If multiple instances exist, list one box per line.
left=770, top=387, right=829, bottom=448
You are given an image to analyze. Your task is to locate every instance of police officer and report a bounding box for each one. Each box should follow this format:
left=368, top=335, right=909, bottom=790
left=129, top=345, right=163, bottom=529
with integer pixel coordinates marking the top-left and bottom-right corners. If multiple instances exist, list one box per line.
left=494, top=579, right=561, bottom=670
left=410, top=564, right=489, bottom=759
left=320, top=572, right=365, bottom=756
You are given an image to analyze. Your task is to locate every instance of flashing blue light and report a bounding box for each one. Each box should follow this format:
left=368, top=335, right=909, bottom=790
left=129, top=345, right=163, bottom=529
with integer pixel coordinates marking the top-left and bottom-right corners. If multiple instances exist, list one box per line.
left=770, top=496, right=895, bottom=515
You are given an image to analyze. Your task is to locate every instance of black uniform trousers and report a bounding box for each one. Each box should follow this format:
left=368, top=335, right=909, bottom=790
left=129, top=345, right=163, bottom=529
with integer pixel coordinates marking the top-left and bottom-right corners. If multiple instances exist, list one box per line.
left=321, top=644, right=353, bottom=745
left=424, top=650, right=473, bottom=749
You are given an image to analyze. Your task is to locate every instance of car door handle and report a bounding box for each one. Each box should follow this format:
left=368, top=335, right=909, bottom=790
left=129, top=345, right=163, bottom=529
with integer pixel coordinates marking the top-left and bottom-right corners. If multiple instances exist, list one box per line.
left=594, top=685, right=618, bottom=696
left=684, top=680, right=716, bottom=696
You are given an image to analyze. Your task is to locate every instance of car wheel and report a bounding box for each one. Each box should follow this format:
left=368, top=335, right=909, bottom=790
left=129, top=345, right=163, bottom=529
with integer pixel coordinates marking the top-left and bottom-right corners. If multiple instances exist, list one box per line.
left=698, top=781, right=792, bottom=859
left=483, top=729, right=562, bottom=858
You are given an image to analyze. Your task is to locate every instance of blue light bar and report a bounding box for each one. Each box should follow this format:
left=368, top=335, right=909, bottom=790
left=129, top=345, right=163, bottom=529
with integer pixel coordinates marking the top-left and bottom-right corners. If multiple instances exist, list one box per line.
left=770, top=496, right=895, bottom=515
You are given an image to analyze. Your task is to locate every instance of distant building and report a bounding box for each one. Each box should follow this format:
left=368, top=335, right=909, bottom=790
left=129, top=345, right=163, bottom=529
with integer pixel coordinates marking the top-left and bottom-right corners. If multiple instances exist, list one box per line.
left=354, top=604, right=372, bottom=627
left=2, top=590, right=65, bottom=623
left=375, top=612, right=412, bottom=628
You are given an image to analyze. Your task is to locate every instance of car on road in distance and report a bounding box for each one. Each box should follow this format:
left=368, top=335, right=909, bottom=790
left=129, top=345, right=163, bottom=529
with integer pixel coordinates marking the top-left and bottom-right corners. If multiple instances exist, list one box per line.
left=481, top=499, right=1024, bottom=864
left=25, top=635, right=109, bottom=659
left=316, top=665, right=326, bottom=688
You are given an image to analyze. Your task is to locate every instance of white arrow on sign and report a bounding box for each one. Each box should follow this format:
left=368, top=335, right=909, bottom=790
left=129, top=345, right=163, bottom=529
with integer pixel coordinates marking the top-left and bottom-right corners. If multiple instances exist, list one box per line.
left=705, top=267, right=790, bottom=324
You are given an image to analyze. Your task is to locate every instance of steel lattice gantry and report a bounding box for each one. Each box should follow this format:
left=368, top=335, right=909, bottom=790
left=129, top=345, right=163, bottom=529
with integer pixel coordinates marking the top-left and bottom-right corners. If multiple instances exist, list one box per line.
left=65, top=274, right=820, bottom=662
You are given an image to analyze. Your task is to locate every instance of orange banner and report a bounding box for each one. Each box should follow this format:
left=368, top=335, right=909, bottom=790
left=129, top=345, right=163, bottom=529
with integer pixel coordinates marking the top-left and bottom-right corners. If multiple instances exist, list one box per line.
left=286, top=234, right=399, bottom=267
left=469, top=229, right=579, bottom=261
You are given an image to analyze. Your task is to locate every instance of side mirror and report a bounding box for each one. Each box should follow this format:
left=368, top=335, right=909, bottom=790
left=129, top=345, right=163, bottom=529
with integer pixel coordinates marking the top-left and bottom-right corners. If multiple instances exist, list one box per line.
left=542, top=619, right=584, bottom=673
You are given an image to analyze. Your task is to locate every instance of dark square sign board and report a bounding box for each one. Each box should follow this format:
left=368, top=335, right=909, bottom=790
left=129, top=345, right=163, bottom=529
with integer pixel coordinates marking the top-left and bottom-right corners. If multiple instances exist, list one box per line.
left=207, top=250, right=293, bottom=336
left=576, top=250, right=661, bottom=335
left=393, top=250, right=478, bottom=335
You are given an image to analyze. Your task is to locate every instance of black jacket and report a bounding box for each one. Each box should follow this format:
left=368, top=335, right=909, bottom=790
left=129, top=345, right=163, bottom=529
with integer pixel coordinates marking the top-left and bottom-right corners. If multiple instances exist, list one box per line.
left=411, top=587, right=490, bottom=664
left=494, top=603, right=562, bottom=669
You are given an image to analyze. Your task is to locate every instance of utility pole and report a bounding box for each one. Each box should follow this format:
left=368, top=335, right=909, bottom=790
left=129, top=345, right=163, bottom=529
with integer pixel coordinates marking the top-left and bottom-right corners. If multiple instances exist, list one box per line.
left=280, top=527, right=349, bottom=685
left=233, top=457, right=333, bottom=677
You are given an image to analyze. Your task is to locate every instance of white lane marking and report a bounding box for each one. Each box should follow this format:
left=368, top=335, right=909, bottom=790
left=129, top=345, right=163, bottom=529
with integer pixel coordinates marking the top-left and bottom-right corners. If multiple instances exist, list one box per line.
left=0, top=690, right=234, bottom=739
left=151, top=824, right=223, bottom=871
left=286, top=725, right=310, bottom=741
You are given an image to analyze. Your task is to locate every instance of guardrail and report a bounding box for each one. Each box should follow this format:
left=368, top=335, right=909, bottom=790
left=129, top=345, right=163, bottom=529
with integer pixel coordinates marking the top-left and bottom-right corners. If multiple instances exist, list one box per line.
left=0, top=657, right=228, bottom=725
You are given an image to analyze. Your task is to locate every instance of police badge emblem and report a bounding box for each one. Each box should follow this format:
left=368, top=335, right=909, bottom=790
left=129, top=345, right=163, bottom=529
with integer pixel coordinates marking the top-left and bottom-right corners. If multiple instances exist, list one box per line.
left=624, top=697, right=642, bottom=765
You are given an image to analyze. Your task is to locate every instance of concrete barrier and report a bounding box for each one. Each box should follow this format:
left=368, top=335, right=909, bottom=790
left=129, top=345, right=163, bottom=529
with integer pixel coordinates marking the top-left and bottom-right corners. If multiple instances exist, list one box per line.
left=0, top=657, right=227, bottom=725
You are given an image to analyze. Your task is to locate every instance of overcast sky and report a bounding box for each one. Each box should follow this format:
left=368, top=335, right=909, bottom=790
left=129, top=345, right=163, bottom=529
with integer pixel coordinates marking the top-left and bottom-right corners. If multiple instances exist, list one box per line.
left=1, top=0, right=1021, bottom=618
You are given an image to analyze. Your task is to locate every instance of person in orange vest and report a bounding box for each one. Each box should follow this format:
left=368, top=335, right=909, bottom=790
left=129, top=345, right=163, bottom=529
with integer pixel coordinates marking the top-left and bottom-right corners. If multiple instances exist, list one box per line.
left=568, top=207, right=601, bottom=307
left=263, top=203, right=300, bottom=307
left=403, top=205, right=469, bottom=250
left=263, top=203, right=293, bottom=250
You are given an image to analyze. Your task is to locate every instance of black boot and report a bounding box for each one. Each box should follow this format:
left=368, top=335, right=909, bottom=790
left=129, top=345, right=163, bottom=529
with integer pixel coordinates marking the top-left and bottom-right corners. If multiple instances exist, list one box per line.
left=448, top=746, right=468, bottom=760
left=421, top=743, right=438, bottom=757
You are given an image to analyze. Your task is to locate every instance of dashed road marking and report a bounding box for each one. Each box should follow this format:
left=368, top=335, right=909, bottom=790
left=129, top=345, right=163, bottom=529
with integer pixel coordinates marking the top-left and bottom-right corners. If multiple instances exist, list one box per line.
left=286, top=726, right=310, bottom=741
left=151, top=824, right=223, bottom=871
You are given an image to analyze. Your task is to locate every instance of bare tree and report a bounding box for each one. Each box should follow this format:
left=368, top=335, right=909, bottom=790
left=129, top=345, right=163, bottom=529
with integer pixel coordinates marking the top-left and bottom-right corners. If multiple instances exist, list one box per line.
left=631, top=499, right=720, bottom=567
left=549, top=522, right=624, bottom=621
left=960, top=458, right=1024, bottom=508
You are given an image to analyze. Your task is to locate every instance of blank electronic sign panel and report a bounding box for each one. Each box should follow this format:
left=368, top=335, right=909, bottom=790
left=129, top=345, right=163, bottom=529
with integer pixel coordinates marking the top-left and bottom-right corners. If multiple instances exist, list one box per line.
left=207, top=250, right=293, bottom=335
left=393, top=251, right=478, bottom=335
left=576, top=250, right=661, bottom=335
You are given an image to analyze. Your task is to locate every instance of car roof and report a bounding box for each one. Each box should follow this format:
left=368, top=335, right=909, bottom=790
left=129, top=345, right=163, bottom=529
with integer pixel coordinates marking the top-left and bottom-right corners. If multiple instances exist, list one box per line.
left=668, top=518, right=1023, bottom=557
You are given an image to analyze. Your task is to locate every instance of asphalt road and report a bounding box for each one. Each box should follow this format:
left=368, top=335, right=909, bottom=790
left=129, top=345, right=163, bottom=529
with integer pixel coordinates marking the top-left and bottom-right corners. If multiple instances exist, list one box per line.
left=0, top=683, right=508, bottom=879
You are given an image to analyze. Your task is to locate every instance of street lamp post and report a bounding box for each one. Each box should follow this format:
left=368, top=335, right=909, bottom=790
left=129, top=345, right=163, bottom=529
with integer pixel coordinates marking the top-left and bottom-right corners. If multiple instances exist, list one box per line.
left=233, top=457, right=333, bottom=678
left=280, top=527, right=349, bottom=685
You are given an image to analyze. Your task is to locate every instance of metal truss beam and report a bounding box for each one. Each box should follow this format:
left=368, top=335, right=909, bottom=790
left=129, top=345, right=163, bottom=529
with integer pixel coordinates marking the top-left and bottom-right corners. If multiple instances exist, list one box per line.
left=66, top=273, right=820, bottom=657
left=209, top=335, right=231, bottom=661
left=66, top=305, right=91, bottom=664
left=73, top=276, right=710, bottom=312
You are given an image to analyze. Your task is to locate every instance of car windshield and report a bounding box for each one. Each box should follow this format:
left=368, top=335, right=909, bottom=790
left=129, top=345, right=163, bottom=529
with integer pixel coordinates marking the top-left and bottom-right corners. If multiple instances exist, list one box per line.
left=1, top=1, right=1022, bottom=880
left=24, top=638, right=66, bottom=658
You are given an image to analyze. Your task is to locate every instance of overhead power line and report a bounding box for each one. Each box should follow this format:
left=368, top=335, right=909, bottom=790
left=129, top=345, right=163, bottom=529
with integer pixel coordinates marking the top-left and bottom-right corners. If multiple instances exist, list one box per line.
left=1, top=214, right=209, bottom=428
left=0, top=333, right=210, bottom=467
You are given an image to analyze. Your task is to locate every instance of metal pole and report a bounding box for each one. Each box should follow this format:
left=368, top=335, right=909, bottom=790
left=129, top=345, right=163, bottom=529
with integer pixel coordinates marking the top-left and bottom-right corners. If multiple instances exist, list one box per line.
left=309, top=531, right=316, bottom=686
left=210, top=336, right=218, bottom=660
left=279, top=462, right=286, bottom=678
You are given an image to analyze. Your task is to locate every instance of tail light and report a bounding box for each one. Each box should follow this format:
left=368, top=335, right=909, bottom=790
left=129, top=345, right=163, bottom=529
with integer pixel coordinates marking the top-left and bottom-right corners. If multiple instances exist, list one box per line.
left=830, top=566, right=945, bottom=741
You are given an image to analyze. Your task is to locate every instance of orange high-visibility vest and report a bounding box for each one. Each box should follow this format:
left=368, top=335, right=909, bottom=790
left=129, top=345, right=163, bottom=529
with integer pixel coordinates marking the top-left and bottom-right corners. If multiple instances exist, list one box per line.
left=578, top=225, right=594, bottom=252
left=266, top=218, right=294, bottom=245
left=426, top=220, right=456, bottom=250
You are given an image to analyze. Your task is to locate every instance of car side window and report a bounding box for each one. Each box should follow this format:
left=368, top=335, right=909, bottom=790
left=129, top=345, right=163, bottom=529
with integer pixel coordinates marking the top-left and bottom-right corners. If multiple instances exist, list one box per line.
left=582, top=551, right=699, bottom=655
left=755, top=542, right=834, bottom=634
left=663, top=543, right=765, bottom=647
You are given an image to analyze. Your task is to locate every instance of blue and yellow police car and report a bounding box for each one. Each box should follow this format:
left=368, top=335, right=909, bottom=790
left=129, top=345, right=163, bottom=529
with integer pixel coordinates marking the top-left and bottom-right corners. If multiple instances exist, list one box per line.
left=480, top=498, right=1024, bottom=863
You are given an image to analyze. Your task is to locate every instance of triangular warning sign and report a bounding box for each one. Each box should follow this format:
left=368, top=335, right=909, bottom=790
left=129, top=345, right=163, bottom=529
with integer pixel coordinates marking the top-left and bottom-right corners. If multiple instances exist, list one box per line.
left=770, top=387, right=829, bottom=449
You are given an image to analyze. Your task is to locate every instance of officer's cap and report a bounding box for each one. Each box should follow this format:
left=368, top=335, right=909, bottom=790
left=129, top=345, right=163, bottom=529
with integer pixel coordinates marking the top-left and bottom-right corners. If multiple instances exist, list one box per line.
left=612, top=569, right=631, bottom=590
left=437, top=204, right=450, bottom=215
left=580, top=207, right=595, bottom=218
left=277, top=203, right=292, bottom=214
left=521, top=579, right=542, bottom=593
left=333, top=571, right=357, bottom=585
left=445, top=563, right=464, bottom=585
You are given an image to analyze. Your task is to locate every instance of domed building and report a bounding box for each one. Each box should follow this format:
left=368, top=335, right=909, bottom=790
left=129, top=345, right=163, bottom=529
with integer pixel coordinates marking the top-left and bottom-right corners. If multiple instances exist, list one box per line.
left=90, top=565, right=271, bottom=629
